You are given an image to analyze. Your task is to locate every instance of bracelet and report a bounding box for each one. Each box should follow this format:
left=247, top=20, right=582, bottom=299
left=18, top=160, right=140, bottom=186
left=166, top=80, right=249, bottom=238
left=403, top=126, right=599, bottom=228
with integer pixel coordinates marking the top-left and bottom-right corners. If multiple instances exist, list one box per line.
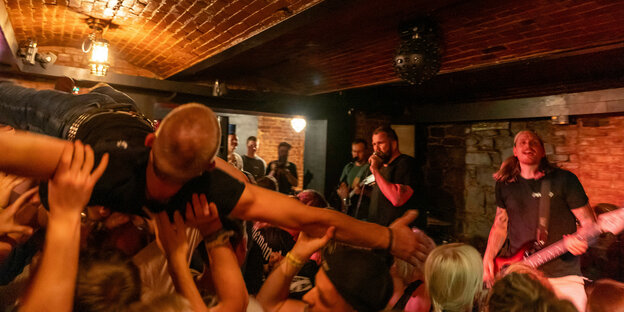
left=285, top=252, right=305, bottom=269
left=386, top=227, right=394, bottom=252
left=204, top=230, right=235, bottom=250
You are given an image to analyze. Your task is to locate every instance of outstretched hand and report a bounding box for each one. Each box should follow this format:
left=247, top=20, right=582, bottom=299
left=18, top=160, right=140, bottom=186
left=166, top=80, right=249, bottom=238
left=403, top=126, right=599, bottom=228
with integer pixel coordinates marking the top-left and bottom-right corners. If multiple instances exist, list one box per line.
left=291, top=226, right=335, bottom=260
left=184, top=193, right=222, bottom=238
left=47, top=140, right=108, bottom=216
left=389, top=210, right=436, bottom=267
left=0, top=187, right=36, bottom=237
left=151, top=210, right=189, bottom=261
left=0, top=171, right=26, bottom=208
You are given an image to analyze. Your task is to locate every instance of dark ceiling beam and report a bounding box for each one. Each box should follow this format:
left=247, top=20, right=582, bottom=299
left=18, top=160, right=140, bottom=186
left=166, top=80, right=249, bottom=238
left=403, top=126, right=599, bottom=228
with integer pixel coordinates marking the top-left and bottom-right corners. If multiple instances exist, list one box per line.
left=169, top=0, right=359, bottom=80
left=410, top=87, right=624, bottom=123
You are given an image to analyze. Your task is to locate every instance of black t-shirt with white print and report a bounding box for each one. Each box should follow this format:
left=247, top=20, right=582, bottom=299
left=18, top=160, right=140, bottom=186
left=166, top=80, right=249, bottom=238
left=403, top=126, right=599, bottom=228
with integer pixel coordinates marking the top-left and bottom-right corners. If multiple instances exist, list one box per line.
left=495, top=168, right=588, bottom=277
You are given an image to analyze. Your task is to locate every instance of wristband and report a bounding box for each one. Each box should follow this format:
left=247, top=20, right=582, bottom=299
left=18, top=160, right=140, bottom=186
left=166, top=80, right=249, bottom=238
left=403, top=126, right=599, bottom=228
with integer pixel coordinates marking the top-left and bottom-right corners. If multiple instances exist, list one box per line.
left=285, top=252, right=305, bottom=269
left=204, top=229, right=234, bottom=250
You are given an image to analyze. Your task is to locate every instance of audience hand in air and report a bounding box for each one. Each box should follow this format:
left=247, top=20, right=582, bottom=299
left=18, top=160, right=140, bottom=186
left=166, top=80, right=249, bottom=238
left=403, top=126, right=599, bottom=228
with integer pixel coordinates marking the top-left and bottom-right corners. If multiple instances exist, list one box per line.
left=0, top=171, right=26, bottom=208
left=185, top=193, right=223, bottom=238
left=150, top=210, right=189, bottom=262
left=0, top=187, right=36, bottom=237
left=291, top=226, right=335, bottom=261
left=389, top=210, right=436, bottom=267
left=48, top=140, right=108, bottom=217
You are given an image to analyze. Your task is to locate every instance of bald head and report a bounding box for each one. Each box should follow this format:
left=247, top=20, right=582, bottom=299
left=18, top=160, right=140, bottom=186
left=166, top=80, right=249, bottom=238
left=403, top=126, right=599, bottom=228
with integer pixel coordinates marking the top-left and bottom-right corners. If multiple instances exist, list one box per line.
left=153, top=103, right=220, bottom=180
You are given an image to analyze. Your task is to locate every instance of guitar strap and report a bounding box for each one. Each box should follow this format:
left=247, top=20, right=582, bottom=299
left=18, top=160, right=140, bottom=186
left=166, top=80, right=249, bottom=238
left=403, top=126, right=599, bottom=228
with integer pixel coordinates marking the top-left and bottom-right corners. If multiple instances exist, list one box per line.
left=536, top=178, right=551, bottom=247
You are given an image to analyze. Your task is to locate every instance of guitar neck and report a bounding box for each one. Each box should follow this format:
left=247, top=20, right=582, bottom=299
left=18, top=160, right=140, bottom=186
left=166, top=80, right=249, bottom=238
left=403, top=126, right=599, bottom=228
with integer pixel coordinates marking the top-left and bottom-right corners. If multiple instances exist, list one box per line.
left=523, top=226, right=601, bottom=269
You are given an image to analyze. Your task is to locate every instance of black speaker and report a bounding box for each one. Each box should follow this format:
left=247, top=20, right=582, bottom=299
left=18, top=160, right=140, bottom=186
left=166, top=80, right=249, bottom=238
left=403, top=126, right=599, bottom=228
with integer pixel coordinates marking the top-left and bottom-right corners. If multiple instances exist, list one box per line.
left=394, top=18, right=442, bottom=85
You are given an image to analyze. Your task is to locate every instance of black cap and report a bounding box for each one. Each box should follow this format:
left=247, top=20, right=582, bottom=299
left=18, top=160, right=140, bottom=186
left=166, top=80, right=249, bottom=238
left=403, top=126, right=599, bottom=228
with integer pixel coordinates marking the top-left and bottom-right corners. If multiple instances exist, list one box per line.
left=322, top=245, right=393, bottom=312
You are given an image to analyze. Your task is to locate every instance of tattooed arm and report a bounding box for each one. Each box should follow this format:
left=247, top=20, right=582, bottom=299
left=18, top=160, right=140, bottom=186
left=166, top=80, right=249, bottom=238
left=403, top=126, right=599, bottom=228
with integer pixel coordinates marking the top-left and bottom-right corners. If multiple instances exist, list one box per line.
left=483, top=207, right=508, bottom=287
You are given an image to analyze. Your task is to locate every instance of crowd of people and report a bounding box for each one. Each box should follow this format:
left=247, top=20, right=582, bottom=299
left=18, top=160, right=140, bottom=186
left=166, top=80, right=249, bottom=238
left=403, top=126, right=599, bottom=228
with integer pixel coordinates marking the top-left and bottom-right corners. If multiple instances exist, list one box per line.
left=0, top=80, right=623, bottom=311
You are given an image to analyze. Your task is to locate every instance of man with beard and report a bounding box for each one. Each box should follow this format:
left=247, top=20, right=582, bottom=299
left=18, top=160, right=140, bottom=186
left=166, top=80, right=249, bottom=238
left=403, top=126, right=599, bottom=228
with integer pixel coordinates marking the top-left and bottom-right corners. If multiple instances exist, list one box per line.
left=336, top=139, right=371, bottom=218
left=483, top=130, right=596, bottom=312
left=368, top=126, right=427, bottom=228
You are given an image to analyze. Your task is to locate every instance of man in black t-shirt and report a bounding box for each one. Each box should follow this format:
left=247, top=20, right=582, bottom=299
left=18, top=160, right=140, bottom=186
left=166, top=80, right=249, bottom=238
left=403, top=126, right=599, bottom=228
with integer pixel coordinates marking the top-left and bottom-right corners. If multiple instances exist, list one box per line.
left=266, top=142, right=298, bottom=194
left=368, top=126, right=427, bottom=228
left=0, top=82, right=436, bottom=269
left=483, top=130, right=596, bottom=312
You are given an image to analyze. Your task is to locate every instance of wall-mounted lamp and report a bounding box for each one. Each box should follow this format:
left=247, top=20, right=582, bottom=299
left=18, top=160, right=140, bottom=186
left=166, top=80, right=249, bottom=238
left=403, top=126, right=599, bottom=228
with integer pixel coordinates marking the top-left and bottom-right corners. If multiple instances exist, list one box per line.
left=291, top=118, right=306, bottom=133
left=17, top=39, right=57, bottom=68
left=83, top=18, right=110, bottom=76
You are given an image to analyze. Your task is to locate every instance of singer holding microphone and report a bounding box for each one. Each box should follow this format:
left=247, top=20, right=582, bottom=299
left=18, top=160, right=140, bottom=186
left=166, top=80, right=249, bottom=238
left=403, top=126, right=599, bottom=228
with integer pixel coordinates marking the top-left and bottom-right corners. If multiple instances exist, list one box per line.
left=367, top=126, right=428, bottom=228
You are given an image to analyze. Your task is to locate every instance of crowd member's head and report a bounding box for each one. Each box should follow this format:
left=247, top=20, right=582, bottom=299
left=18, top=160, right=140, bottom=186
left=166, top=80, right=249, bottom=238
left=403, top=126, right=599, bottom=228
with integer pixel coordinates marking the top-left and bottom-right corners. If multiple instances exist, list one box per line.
left=74, top=248, right=141, bottom=312
left=228, top=124, right=238, bottom=154
left=494, top=130, right=556, bottom=183
left=487, top=272, right=577, bottom=312
left=351, top=139, right=368, bottom=163
left=372, top=126, right=399, bottom=164
left=302, top=244, right=393, bottom=312
left=586, top=279, right=624, bottom=312
left=498, top=262, right=554, bottom=292
left=126, top=294, right=192, bottom=312
left=247, top=136, right=259, bottom=156
left=297, top=189, right=329, bottom=208
left=256, top=175, right=278, bottom=191
left=277, top=142, right=291, bottom=162
left=259, top=226, right=295, bottom=272
left=424, top=243, right=483, bottom=312
left=145, top=103, right=220, bottom=200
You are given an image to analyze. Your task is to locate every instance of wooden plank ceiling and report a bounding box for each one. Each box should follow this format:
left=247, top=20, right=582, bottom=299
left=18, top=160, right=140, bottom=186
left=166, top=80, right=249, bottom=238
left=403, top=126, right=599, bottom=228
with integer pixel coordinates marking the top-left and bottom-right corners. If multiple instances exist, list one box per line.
left=3, top=0, right=624, bottom=96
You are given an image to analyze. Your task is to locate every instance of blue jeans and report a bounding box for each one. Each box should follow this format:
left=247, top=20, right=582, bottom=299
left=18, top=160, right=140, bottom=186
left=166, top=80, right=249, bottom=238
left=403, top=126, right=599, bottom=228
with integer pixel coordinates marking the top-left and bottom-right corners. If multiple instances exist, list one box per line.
left=0, top=82, right=138, bottom=138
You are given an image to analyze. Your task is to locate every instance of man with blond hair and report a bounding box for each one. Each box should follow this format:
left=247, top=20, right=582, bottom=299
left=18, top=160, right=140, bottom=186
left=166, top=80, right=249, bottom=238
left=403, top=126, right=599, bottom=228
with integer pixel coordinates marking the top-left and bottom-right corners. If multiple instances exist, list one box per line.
left=0, top=81, right=435, bottom=267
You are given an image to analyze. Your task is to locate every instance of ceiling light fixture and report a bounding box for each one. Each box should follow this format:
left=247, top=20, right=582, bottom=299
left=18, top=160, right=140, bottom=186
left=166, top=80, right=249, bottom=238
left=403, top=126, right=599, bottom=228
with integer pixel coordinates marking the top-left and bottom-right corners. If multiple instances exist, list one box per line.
left=291, top=118, right=306, bottom=133
left=82, top=18, right=110, bottom=76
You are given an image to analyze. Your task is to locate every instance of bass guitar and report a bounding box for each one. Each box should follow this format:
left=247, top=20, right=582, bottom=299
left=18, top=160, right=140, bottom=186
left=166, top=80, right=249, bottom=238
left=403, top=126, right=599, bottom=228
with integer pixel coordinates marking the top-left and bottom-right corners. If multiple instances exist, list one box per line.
left=494, top=207, right=624, bottom=274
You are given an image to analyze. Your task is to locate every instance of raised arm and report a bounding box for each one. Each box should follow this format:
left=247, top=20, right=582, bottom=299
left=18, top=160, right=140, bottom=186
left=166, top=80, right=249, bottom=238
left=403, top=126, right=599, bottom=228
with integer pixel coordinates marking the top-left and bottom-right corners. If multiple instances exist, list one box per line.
left=0, top=131, right=68, bottom=180
left=369, top=154, right=413, bottom=207
left=483, top=207, right=508, bottom=287
left=214, top=157, right=248, bottom=183
left=20, top=141, right=108, bottom=311
left=257, top=227, right=334, bottom=312
left=153, top=193, right=248, bottom=312
left=231, top=183, right=435, bottom=266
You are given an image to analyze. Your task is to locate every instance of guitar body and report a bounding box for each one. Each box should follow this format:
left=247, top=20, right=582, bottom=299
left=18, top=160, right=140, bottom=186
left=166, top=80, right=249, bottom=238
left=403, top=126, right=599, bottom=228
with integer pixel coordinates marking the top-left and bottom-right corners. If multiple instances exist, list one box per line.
left=493, top=207, right=624, bottom=275
left=494, top=241, right=538, bottom=274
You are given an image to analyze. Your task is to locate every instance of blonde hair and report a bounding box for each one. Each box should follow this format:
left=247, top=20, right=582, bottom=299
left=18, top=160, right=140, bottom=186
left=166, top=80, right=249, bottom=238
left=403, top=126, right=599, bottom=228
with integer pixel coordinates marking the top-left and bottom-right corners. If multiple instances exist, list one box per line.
left=493, top=130, right=556, bottom=183
left=154, top=103, right=221, bottom=178
left=498, top=263, right=553, bottom=292
left=424, top=243, right=483, bottom=312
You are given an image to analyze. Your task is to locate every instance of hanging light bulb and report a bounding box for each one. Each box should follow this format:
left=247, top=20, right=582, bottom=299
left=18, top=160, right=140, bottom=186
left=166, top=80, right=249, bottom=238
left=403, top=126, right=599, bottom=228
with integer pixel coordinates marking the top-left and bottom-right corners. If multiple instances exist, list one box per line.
left=83, top=18, right=110, bottom=77
left=89, top=39, right=109, bottom=76
left=291, top=118, right=306, bottom=133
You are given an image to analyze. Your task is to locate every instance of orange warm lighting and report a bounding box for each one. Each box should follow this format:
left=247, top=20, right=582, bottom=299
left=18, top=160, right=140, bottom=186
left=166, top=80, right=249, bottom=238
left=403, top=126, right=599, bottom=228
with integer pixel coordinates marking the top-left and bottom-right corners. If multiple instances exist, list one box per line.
left=88, top=39, right=109, bottom=76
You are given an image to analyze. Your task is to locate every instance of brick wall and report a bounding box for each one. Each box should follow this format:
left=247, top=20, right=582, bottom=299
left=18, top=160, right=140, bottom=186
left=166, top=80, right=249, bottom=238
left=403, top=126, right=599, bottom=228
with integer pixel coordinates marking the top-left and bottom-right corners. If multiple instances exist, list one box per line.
left=256, top=116, right=305, bottom=190
left=353, top=110, right=391, bottom=151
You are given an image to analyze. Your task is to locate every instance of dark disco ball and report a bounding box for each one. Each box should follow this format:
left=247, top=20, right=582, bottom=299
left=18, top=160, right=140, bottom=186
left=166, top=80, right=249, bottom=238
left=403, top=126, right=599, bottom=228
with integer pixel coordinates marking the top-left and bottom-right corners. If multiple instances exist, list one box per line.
left=394, top=19, right=441, bottom=85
